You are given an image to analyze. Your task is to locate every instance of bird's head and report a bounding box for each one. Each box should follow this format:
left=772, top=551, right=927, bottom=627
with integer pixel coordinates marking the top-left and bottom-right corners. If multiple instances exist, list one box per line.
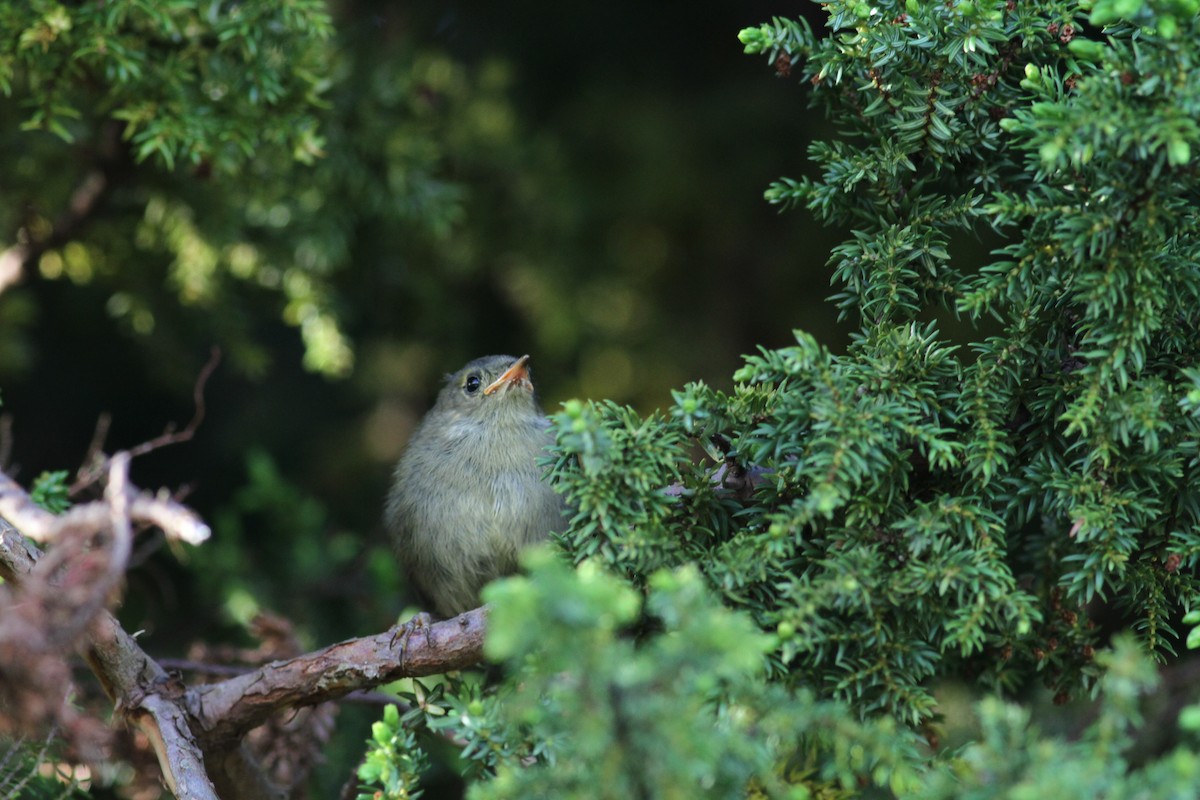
left=433, top=354, right=542, bottom=424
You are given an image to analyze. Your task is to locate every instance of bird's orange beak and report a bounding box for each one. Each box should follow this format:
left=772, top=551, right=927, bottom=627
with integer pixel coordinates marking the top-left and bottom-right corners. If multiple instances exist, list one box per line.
left=483, top=354, right=532, bottom=395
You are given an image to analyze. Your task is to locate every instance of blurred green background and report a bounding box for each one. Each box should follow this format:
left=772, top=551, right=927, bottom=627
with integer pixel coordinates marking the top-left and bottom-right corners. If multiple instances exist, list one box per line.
left=2, top=0, right=837, bottom=791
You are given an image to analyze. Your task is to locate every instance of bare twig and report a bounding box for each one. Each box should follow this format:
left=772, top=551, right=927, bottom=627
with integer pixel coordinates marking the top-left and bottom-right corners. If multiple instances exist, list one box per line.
left=0, top=465, right=210, bottom=546
left=103, top=452, right=134, bottom=592
left=129, top=347, right=221, bottom=460
left=0, top=414, right=13, bottom=474
left=73, top=413, right=112, bottom=491
left=128, top=492, right=211, bottom=545
left=72, top=348, right=221, bottom=495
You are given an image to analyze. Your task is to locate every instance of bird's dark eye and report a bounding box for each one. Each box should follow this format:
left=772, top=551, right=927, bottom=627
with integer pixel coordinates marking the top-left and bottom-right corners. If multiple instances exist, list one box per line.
left=464, top=374, right=482, bottom=394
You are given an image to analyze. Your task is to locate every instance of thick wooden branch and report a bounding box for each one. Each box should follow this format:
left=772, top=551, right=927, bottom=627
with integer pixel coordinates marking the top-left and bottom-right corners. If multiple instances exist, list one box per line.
left=1, top=520, right=220, bottom=800
left=188, top=608, right=487, bottom=750
left=0, top=458, right=492, bottom=799
left=0, top=464, right=490, bottom=798
left=84, top=606, right=219, bottom=800
left=0, top=518, right=38, bottom=578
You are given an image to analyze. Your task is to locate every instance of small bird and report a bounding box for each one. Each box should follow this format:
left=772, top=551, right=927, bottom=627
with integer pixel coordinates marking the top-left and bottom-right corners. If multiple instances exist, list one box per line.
left=385, top=354, right=566, bottom=618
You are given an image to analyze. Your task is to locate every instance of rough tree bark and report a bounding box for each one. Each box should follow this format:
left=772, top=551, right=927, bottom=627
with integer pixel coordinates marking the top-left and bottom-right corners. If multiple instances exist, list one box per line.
left=0, top=464, right=487, bottom=799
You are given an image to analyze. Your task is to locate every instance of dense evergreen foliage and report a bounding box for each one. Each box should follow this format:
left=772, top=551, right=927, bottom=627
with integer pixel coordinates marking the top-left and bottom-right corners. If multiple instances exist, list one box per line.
left=363, top=0, right=1200, bottom=796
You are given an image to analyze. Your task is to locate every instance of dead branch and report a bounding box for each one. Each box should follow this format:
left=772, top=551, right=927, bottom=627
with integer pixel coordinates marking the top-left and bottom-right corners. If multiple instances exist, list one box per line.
left=159, top=659, right=406, bottom=707
left=0, top=414, right=13, bottom=473
left=188, top=609, right=487, bottom=751
left=129, top=346, right=221, bottom=459
left=1, top=521, right=221, bottom=799
left=0, top=464, right=210, bottom=546
left=73, top=347, right=222, bottom=495
left=84, top=605, right=219, bottom=800
left=73, top=412, right=112, bottom=493
left=0, top=464, right=489, bottom=799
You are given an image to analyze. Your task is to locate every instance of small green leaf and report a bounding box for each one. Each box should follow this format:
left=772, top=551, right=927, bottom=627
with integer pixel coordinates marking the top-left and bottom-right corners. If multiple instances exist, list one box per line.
left=1167, top=137, right=1191, bottom=166
left=1180, top=704, right=1200, bottom=731
left=1068, top=39, right=1107, bottom=62
left=1188, top=625, right=1200, bottom=650
left=31, top=470, right=71, bottom=514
